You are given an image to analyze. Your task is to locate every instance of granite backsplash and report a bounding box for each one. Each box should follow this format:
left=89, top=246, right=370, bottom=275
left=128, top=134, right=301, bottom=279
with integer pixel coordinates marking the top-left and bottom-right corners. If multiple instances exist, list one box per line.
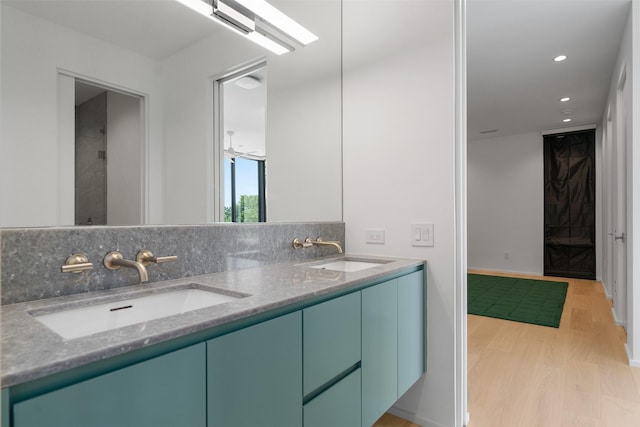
left=0, top=222, right=345, bottom=305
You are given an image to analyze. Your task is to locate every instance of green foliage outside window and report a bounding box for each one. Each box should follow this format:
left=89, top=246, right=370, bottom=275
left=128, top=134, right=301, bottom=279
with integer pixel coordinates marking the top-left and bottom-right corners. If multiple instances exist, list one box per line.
left=225, top=195, right=259, bottom=223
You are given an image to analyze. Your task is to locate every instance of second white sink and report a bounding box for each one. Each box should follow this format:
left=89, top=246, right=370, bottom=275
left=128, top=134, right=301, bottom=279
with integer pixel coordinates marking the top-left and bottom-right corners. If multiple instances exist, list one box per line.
left=32, top=286, right=246, bottom=340
left=309, top=260, right=384, bottom=272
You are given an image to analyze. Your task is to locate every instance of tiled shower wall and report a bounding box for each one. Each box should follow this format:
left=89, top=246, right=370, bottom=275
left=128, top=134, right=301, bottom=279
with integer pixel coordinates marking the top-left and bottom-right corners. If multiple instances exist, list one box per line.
left=0, top=222, right=345, bottom=305
left=75, top=92, right=107, bottom=226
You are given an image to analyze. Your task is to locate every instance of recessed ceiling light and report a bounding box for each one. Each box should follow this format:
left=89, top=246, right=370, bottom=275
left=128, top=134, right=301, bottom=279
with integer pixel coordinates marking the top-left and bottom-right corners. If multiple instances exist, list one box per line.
left=554, top=55, right=567, bottom=62
left=563, top=111, right=572, bottom=115
left=560, top=97, right=570, bottom=102
left=235, top=75, right=262, bottom=89
left=563, top=118, right=572, bottom=123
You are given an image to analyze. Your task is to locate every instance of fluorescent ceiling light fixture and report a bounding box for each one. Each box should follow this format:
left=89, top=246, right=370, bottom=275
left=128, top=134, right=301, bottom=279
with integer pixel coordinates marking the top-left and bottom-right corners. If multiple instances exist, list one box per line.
left=563, top=118, right=572, bottom=123
left=560, top=97, right=570, bottom=102
left=175, top=0, right=304, bottom=55
left=176, top=0, right=214, bottom=15
left=554, top=55, right=567, bottom=62
left=214, top=0, right=255, bottom=33
left=234, top=0, right=318, bottom=45
left=246, top=31, right=290, bottom=55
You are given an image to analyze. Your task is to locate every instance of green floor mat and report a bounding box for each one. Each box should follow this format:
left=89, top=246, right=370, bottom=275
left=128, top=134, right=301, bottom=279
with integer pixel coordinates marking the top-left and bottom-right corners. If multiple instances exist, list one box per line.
left=468, top=274, right=568, bottom=328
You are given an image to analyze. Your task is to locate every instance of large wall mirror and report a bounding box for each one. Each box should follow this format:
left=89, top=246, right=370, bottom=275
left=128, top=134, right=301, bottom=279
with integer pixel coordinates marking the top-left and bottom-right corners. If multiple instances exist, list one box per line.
left=0, top=0, right=342, bottom=227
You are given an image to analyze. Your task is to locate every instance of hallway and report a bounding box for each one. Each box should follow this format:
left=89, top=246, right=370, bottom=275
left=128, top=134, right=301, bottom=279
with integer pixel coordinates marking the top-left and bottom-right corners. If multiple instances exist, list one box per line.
left=467, top=271, right=640, bottom=426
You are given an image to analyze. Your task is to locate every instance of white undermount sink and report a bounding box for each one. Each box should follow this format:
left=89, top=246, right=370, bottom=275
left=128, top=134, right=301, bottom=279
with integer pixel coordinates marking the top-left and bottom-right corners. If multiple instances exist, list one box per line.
left=32, top=286, right=246, bottom=340
left=309, top=260, right=385, bottom=272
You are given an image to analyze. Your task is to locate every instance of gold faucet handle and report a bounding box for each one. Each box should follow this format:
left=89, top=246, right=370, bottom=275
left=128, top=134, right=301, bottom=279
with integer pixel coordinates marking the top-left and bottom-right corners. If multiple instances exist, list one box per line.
left=136, top=249, right=178, bottom=266
left=61, top=254, right=94, bottom=273
left=292, top=238, right=313, bottom=249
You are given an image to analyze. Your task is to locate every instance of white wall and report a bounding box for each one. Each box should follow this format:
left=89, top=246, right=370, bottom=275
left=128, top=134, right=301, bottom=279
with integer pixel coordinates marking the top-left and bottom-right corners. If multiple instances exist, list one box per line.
left=343, top=1, right=462, bottom=425
left=161, top=29, right=260, bottom=224
left=601, top=2, right=640, bottom=366
left=107, top=92, right=142, bottom=225
left=627, top=0, right=640, bottom=367
left=468, top=132, right=544, bottom=275
left=0, top=5, right=165, bottom=227
left=630, top=0, right=640, bottom=367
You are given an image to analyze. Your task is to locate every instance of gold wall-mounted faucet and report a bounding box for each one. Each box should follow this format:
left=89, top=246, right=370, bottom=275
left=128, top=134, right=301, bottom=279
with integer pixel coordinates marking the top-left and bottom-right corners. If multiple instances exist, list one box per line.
left=292, top=237, right=343, bottom=254
left=104, top=251, right=149, bottom=283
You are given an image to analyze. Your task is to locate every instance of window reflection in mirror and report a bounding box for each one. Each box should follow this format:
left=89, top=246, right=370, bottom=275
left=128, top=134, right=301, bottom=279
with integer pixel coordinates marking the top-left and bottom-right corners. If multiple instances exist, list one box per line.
left=219, top=64, right=267, bottom=222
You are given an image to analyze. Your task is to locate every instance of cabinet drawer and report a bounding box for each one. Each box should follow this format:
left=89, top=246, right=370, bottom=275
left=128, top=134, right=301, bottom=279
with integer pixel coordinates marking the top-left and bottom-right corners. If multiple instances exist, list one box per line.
left=304, top=368, right=361, bottom=427
left=303, top=291, right=361, bottom=396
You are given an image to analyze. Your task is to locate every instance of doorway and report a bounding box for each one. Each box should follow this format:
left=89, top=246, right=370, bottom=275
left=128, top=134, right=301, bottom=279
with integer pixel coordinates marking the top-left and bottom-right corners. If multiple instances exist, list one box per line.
left=543, top=129, right=596, bottom=280
left=214, top=62, right=267, bottom=223
left=58, top=73, right=145, bottom=226
left=610, top=67, right=628, bottom=326
left=73, top=80, right=143, bottom=226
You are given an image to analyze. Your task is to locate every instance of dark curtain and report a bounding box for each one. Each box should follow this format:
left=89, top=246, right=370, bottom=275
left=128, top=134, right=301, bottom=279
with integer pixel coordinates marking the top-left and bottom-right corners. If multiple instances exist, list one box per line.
left=544, top=129, right=596, bottom=280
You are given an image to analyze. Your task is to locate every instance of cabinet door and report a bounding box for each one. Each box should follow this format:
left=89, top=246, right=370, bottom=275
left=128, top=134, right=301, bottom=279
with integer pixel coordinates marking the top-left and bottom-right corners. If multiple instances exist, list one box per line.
left=207, top=311, right=302, bottom=427
left=13, top=344, right=206, bottom=427
left=397, top=271, right=426, bottom=396
left=362, top=279, right=398, bottom=427
left=2, top=389, right=9, bottom=427
left=304, top=368, right=361, bottom=427
left=303, top=291, right=361, bottom=396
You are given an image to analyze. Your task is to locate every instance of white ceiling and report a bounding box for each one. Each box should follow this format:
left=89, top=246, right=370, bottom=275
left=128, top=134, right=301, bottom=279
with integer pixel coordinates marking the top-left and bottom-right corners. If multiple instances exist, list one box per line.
left=467, top=0, right=631, bottom=140
left=2, top=0, right=222, bottom=60
left=7, top=0, right=629, bottom=143
left=223, top=68, right=267, bottom=158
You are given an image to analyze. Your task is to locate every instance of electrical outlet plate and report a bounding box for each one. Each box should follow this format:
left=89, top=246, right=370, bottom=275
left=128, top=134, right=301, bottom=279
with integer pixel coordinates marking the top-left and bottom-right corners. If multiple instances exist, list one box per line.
left=411, top=223, right=434, bottom=247
left=365, top=229, right=385, bottom=244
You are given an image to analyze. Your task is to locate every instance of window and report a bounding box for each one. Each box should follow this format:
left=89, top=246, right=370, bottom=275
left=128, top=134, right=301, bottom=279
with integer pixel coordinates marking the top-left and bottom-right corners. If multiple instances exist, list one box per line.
left=215, top=62, right=267, bottom=222
left=224, top=157, right=266, bottom=222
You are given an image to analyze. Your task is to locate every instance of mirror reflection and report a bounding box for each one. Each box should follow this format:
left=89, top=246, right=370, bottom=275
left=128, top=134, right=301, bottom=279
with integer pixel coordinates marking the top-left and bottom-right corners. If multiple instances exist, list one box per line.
left=74, top=80, right=144, bottom=226
left=0, top=0, right=342, bottom=227
left=221, top=64, right=267, bottom=222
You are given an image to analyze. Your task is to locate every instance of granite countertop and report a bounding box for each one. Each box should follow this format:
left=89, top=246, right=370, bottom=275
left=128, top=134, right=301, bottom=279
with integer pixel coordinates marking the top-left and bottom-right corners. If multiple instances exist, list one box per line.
left=1, top=254, right=425, bottom=389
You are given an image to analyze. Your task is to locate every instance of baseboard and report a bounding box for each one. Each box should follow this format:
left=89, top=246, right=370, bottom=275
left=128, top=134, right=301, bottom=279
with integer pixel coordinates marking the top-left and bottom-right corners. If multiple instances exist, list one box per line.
left=599, top=281, right=613, bottom=300
left=625, top=344, right=640, bottom=367
left=467, top=268, right=543, bottom=277
left=387, top=407, right=447, bottom=427
left=611, top=307, right=625, bottom=326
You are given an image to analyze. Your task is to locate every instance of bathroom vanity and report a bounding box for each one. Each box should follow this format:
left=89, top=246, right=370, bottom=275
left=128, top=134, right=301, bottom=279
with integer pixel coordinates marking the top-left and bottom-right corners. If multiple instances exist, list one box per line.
left=1, top=256, right=426, bottom=427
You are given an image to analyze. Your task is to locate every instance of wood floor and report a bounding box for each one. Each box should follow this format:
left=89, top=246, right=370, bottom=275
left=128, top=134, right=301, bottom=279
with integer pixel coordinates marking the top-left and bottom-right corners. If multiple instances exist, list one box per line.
left=468, top=270, right=640, bottom=427
left=373, top=413, right=420, bottom=426
left=372, top=270, right=640, bottom=427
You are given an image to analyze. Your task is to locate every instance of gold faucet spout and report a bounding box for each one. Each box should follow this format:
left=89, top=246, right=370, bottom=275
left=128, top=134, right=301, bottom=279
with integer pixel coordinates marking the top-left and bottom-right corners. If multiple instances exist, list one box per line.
left=304, top=237, right=344, bottom=254
left=104, top=251, right=149, bottom=283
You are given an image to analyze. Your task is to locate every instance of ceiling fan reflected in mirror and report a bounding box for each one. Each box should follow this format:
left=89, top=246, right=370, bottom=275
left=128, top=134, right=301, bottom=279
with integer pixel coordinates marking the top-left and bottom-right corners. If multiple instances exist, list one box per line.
left=224, top=130, right=260, bottom=163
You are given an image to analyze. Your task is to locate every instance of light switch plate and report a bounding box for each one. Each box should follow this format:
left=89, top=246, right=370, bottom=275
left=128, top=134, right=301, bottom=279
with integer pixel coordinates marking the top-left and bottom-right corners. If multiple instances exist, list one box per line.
left=411, top=223, right=434, bottom=247
left=366, top=229, right=385, bottom=244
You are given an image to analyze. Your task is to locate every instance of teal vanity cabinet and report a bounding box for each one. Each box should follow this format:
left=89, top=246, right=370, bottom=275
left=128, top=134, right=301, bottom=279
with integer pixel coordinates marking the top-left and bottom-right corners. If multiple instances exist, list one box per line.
left=4, top=266, right=425, bottom=427
left=207, top=311, right=302, bottom=427
left=303, top=292, right=361, bottom=427
left=397, top=271, right=426, bottom=396
left=12, top=343, right=206, bottom=427
left=362, top=278, right=398, bottom=427
left=362, top=270, right=425, bottom=427
left=303, top=368, right=362, bottom=427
